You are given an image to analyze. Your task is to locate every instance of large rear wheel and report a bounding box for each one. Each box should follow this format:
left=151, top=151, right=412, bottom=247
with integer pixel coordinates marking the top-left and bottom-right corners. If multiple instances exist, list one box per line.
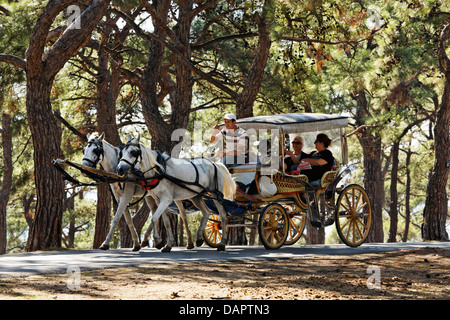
left=335, top=184, right=372, bottom=247
left=258, top=203, right=289, bottom=250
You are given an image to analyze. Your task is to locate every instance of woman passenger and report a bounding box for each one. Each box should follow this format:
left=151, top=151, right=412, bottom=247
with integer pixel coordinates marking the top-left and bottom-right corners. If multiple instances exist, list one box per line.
left=302, top=133, right=334, bottom=186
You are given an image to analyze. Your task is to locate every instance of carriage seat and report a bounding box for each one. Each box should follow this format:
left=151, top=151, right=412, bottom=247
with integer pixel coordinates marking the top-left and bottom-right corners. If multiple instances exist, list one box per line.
left=284, top=161, right=339, bottom=189
left=272, top=170, right=309, bottom=194
left=319, top=161, right=340, bottom=189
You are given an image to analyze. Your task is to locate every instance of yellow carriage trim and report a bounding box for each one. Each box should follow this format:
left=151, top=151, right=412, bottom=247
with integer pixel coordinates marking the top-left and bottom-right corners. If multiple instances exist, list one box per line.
left=272, top=171, right=309, bottom=193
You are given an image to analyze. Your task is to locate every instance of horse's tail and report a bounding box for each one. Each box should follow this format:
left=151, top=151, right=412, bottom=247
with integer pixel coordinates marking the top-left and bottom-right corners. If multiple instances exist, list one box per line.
left=216, top=162, right=236, bottom=200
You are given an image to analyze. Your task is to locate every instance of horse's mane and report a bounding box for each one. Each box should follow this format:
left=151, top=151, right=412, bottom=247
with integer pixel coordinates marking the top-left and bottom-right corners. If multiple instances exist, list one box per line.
left=139, top=143, right=168, bottom=171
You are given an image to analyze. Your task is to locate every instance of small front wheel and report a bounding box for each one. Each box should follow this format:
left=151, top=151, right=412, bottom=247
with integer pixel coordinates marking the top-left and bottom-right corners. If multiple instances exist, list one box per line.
left=258, top=203, right=289, bottom=250
left=203, top=214, right=222, bottom=248
left=335, top=184, right=372, bottom=247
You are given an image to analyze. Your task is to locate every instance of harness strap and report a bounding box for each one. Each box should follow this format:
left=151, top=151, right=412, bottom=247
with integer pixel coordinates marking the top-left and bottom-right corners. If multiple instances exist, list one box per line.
left=140, top=176, right=161, bottom=190
left=190, top=161, right=200, bottom=185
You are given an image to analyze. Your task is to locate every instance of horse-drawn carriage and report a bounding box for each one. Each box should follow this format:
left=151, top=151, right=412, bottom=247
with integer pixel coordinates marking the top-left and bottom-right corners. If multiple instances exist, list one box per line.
left=201, top=113, right=372, bottom=249
left=54, top=113, right=372, bottom=251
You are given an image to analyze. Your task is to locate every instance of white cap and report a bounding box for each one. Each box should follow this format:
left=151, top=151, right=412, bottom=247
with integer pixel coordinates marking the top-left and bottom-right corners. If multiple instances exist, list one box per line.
left=223, top=113, right=236, bottom=121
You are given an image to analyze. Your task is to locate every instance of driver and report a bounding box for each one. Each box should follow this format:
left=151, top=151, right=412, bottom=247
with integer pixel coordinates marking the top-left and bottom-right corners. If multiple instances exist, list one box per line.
left=210, top=114, right=249, bottom=168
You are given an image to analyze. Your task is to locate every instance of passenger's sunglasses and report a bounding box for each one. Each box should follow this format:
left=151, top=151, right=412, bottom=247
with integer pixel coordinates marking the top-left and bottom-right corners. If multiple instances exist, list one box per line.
left=292, top=141, right=302, bottom=145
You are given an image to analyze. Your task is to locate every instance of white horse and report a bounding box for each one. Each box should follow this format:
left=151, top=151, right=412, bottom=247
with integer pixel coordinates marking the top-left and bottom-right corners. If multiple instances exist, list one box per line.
left=116, top=134, right=236, bottom=251
left=82, top=133, right=195, bottom=252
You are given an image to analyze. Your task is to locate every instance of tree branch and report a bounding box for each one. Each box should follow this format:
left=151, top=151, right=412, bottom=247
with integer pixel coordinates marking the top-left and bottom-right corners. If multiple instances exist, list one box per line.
left=0, top=5, right=10, bottom=15
left=43, top=0, right=108, bottom=79
left=192, top=33, right=258, bottom=50
left=54, top=110, right=88, bottom=142
left=112, top=8, right=238, bottom=99
left=189, top=0, right=218, bottom=20
left=138, top=0, right=176, bottom=42
left=0, top=54, right=26, bottom=71
left=438, top=22, right=450, bottom=73
left=26, top=0, right=76, bottom=72
left=281, top=36, right=368, bottom=45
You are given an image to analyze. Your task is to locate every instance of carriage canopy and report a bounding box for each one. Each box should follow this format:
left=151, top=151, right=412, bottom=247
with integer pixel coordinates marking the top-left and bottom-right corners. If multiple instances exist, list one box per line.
left=234, top=113, right=348, bottom=134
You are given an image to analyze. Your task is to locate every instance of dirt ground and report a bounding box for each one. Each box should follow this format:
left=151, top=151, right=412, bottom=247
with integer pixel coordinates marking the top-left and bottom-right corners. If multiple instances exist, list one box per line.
left=0, top=247, right=448, bottom=300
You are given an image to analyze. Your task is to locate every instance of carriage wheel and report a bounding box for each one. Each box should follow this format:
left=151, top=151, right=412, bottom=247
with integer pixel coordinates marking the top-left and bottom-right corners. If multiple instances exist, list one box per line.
left=258, top=203, right=289, bottom=250
left=335, top=184, right=372, bottom=247
left=203, top=214, right=222, bottom=248
left=285, top=212, right=307, bottom=245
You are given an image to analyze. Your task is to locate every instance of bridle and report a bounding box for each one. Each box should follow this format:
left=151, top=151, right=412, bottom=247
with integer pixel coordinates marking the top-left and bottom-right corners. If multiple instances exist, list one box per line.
left=82, top=141, right=104, bottom=167
left=118, top=142, right=143, bottom=171
left=118, top=142, right=165, bottom=191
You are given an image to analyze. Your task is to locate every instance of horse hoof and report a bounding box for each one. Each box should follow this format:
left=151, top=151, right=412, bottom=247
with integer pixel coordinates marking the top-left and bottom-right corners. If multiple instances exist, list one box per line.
left=132, top=244, right=141, bottom=252
left=196, top=240, right=204, bottom=247
left=186, top=244, right=195, bottom=250
left=141, top=239, right=149, bottom=248
left=217, top=244, right=226, bottom=251
left=155, top=241, right=165, bottom=250
left=161, top=246, right=172, bottom=253
left=99, top=244, right=109, bottom=250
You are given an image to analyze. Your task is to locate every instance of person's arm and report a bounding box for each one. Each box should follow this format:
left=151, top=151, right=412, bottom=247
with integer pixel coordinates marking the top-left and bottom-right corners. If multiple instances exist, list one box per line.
left=210, top=124, right=221, bottom=143
left=303, top=157, right=327, bottom=166
left=285, top=150, right=300, bottom=165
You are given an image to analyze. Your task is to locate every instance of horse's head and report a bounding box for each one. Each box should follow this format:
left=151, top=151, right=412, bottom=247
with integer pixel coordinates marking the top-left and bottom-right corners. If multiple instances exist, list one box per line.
left=116, top=134, right=142, bottom=176
left=82, top=133, right=105, bottom=168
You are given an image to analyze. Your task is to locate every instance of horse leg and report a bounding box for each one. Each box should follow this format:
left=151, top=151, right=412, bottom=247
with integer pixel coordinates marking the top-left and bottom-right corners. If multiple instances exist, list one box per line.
left=150, top=197, right=173, bottom=252
left=213, top=199, right=228, bottom=251
left=190, top=197, right=212, bottom=247
left=141, top=196, right=158, bottom=248
left=174, top=200, right=194, bottom=249
left=99, top=187, right=134, bottom=250
left=160, top=209, right=175, bottom=252
left=122, top=207, right=142, bottom=252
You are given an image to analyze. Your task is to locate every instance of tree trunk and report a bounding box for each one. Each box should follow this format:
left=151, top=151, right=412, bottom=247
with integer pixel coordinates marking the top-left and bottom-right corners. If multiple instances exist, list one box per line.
left=93, top=184, right=111, bottom=248
left=21, top=195, right=35, bottom=229
left=25, top=78, right=65, bottom=251
left=0, top=113, right=13, bottom=254
left=402, top=144, right=412, bottom=242
left=354, top=91, right=384, bottom=243
left=67, top=219, right=76, bottom=248
left=16, top=0, right=108, bottom=252
left=305, top=221, right=325, bottom=244
left=170, top=0, right=194, bottom=147
left=94, top=22, right=122, bottom=248
left=388, top=141, right=399, bottom=242
left=140, top=0, right=172, bottom=153
left=235, top=0, right=273, bottom=119
left=422, top=23, right=450, bottom=241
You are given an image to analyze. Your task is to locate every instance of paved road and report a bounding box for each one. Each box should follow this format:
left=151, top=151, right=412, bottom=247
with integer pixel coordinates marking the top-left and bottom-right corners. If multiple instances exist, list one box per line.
left=0, top=242, right=448, bottom=278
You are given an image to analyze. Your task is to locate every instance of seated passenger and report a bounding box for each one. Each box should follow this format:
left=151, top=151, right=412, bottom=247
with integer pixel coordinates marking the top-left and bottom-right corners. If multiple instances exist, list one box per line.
left=284, top=136, right=308, bottom=172
left=301, top=133, right=334, bottom=186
